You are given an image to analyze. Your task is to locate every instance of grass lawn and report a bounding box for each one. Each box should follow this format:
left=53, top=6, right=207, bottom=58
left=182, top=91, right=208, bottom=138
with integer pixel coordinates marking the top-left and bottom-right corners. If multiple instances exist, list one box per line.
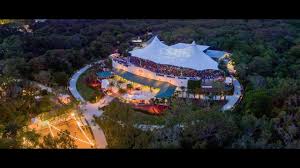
left=76, top=68, right=99, bottom=102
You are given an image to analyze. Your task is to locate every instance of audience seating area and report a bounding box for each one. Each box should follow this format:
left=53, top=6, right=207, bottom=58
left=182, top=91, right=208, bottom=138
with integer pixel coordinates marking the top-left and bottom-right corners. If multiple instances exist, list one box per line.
left=113, top=56, right=225, bottom=80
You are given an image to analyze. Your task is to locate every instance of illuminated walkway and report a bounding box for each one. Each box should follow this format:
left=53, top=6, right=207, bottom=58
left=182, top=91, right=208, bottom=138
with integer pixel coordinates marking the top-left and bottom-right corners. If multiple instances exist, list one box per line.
left=69, top=64, right=92, bottom=102
left=69, top=61, right=110, bottom=148
left=221, top=76, right=242, bottom=111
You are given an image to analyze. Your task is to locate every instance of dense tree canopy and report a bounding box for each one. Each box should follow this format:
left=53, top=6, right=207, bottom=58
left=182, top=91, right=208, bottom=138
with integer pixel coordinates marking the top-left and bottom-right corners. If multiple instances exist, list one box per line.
left=0, top=19, right=300, bottom=148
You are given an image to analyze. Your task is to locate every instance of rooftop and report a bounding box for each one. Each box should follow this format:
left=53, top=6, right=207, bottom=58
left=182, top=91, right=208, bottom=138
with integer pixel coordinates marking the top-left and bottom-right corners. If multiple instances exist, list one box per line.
left=114, top=69, right=176, bottom=99
left=129, top=36, right=218, bottom=71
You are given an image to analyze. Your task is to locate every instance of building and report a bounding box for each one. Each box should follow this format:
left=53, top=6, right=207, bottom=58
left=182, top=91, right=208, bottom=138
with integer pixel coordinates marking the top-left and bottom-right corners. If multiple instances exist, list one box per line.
left=110, top=36, right=229, bottom=99
left=131, top=36, right=143, bottom=43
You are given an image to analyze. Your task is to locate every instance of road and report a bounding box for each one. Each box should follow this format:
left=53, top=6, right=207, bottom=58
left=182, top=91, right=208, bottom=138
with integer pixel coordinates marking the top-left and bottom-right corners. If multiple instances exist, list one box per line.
left=69, top=61, right=112, bottom=149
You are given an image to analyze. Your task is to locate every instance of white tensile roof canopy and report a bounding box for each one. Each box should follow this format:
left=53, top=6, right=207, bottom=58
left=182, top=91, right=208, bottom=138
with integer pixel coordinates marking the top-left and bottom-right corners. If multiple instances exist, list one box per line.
left=129, top=36, right=218, bottom=71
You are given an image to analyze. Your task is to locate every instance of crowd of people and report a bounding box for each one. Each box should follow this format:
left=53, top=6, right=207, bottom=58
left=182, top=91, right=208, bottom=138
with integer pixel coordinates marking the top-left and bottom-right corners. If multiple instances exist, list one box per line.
left=129, top=56, right=224, bottom=80
left=112, top=56, right=224, bottom=80
left=112, top=57, right=130, bottom=67
left=198, top=69, right=224, bottom=80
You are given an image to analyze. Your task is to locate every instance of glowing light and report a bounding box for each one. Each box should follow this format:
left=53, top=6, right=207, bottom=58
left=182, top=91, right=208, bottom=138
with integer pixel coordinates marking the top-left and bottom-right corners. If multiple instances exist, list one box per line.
left=72, top=115, right=94, bottom=146
left=49, top=124, right=94, bottom=146
left=48, top=122, right=94, bottom=146
left=47, top=122, right=55, bottom=137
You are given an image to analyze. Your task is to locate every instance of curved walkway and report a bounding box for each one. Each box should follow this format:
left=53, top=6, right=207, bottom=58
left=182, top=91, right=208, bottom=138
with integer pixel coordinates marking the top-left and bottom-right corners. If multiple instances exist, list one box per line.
left=68, top=60, right=242, bottom=145
left=222, top=76, right=242, bottom=111
left=69, top=61, right=110, bottom=149
left=69, top=64, right=92, bottom=102
left=176, top=75, right=242, bottom=111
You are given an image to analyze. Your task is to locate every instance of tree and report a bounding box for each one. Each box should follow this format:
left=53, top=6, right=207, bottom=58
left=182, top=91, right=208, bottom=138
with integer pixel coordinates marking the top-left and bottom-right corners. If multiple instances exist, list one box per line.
left=248, top=57, right=272, bottom=77
left=3, top=122, right=21, bottom=139
left=187, top=80, right=201, bottom=98
left=2, top=58, right=29, bottom=78
left=53, top=71, right=69, bottom=86
left=40, top=130, right=77, bottom=149
left=37, top=96, right=53, bottom=112
left=95, top=116, right=152, bottom=149
left=179, top=110, right=238, bottom=149
left=33, top=70, right=51, bottom=86
left=0, top=35, right=23, bottom=58
left=244, top=89, right=273, bottom=118
left=89, top=91, right=104, bottom=103
left=126, top=83, right=133, bottom=91
left=0, top=138, right=20, bottom=148
left=103, top=100, right=134, bottom=123
left=21, top=130, right=41, bottom=148
left=212, top=81, right=225, bottom=100
left=231, top=114, right=278, bottom=149
left=247, top=75, right=267, bottom=90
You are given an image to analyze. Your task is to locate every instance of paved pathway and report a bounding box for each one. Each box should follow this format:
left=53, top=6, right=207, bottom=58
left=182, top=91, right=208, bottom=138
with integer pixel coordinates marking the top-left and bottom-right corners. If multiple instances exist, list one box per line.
left=221, top=76, right=242, bottom=111
left=69, top=61, right=112, bottom=149
left=69, top=64, right=92, bottom=102
left=68, top=60, right=242, bottom=147
left=177, top=75, right=242, bottom=111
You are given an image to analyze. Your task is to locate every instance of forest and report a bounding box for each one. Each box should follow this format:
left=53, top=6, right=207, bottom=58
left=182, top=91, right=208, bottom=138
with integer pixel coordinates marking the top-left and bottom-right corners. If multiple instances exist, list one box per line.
left=0, top=19, right=300, bottom=148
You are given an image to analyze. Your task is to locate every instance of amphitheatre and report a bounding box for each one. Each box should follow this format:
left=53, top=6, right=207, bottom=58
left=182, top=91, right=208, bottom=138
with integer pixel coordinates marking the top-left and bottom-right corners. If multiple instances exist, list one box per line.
left=68, top=35, right=243, bottom=148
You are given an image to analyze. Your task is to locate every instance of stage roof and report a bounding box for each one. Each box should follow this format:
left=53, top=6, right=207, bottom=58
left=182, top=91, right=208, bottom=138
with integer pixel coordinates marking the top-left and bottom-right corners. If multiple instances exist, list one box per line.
left=114, top=69, right=176, bottom=99
left=129, top=36, right=218, bottom=71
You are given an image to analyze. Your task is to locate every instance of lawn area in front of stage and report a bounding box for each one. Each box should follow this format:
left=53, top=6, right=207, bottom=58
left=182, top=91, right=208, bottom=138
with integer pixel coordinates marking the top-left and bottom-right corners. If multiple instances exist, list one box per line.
left=76, top=67, right=100, bottom=102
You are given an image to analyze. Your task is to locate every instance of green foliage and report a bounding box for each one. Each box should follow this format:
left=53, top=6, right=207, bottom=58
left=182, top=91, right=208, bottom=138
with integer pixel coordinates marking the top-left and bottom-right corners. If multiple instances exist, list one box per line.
left=40, top=130, right=77, bottom=149
left=179, top=110, right=238, bottom=149
left=2, top=57, right=30, bottom=78
left=96, top=117, right=152, bottom=149
left=126, top=83, right=133, bottom=90
left=33, top=70, right=51, bottom=86
left=232, top=114, right=278, bottom=149
left=103, top=100, right=135, bottom=123
left=0, top=35, right=23, bottom=58
left=187, top=80, right=201, bottom=92
left=76, top=68, right=101, bottom=102
left=21, top=130, right=41, bottom=148
left=53, top=71, right=69, bottom=86
left=248, top=57, right=272, bottom=76
left=244, top=89, right=273, bottom=118
left=0, top=19, right=300, bottom=148
left=37, top=96, right=53, bottom=112
left=89, top=91, right=104, bottom=103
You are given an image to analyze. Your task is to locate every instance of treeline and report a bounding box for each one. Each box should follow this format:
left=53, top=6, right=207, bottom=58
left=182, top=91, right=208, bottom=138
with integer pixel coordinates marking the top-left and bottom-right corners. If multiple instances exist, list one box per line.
left=0, top=19, right=300, bottom=148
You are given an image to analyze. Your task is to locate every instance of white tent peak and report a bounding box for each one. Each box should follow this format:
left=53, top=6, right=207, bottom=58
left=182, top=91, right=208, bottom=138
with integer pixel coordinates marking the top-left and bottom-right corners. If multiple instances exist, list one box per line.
left=149, top=35, right=168, bottom=48
left=153, top=35, right=160, bottom=42
left=191, top=41, right=196, bottom=45
left=129, top=36, right=218, bottom=70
